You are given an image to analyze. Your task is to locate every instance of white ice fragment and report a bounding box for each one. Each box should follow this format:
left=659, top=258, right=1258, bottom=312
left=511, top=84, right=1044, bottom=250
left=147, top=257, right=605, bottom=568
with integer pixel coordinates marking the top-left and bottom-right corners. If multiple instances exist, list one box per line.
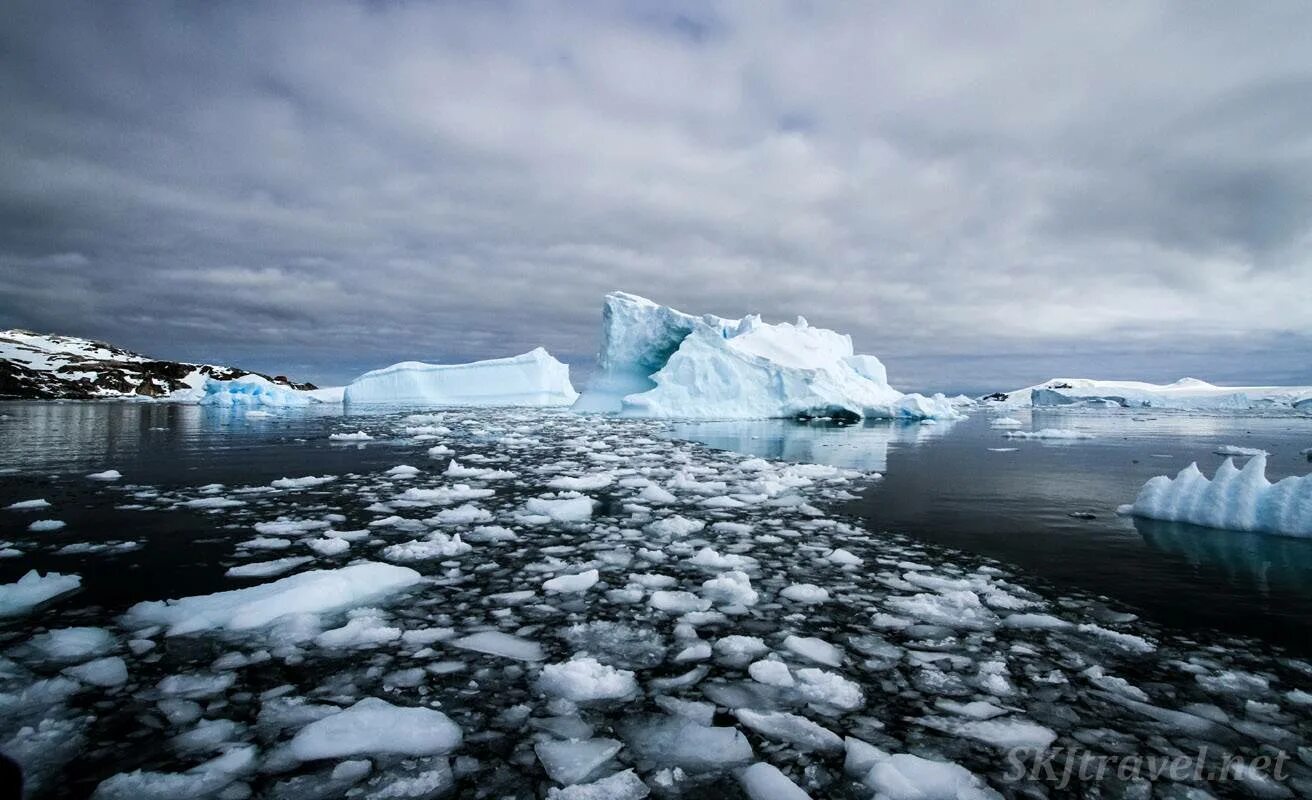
left=5, top=499, right=51, bottom=510
left=289, top=698, right=462, bottom=760
left=534, top=738, right=623, bottom=785
left=739, top=763, right=812, bottom=800
left=28, top=520, right=66, bottom=532
left=270, top=475, right=337, bottom=490
left=87, top=469, right=123, bottom=481
left=525, top=496, right=596, bottom=523
left=538, top=656, right=637, bottom=701
left=0, top=570, right=81, bottom=617
left=449, top=631, right=544, bottom=661
left=544, top=569, right=599, bottom=594
left=125, top=562, right=422, bottom=635
left=783, top=635, right=842, bottom=667
left=64, top=656, right=128, bottom=687
left=1129, top=455, right=1312, bottom=537
left=735, top=709, right=843, bottom=753
left=780, top=584, right=829, bottom=604
left=225, top=557, right=313, bottom=579
left=343, top=348, right=578, bottom=406
left=545, top=769, right=649, bottom=800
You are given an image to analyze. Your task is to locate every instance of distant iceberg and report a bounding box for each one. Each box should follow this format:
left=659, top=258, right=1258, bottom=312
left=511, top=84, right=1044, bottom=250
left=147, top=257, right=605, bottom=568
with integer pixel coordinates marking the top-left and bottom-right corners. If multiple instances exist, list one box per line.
left=984, top=377, right=1312, bottom=411
left=196, top=375, right=318, bottom=407
left=343, top=348, right=577, bottom=407
left=1128, top=456, right=1312, bottom=538
left=573, top=292, right=960, bottom=421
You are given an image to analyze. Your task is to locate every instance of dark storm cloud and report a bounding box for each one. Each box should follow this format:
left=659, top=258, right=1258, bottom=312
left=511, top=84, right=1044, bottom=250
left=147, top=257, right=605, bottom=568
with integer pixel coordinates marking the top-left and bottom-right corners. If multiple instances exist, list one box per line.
left=0, top=1, right=1309, bottom=390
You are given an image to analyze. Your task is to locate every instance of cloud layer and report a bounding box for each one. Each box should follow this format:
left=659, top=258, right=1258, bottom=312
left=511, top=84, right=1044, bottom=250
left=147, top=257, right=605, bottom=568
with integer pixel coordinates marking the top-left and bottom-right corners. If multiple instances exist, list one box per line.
left=2, top=2, right=1309, bottom=391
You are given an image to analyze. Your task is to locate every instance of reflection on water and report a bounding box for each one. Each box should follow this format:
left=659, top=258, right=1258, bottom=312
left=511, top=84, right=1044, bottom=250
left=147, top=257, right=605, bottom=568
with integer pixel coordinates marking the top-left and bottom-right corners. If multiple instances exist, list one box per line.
left=1134, top=516, right=1312, bottom=596
left=667, top=416, right=959, bottom=472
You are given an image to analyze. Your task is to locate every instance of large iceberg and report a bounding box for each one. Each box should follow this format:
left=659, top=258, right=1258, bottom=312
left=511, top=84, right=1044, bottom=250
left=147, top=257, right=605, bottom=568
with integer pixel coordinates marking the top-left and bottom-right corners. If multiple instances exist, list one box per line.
left=573, top=292, right=959, bottom=421
left=984, top=377, right=1312, bottom=411
left=343, top=348, right=577, bottom=407
left=1128, top=456, right=1312, bottom=538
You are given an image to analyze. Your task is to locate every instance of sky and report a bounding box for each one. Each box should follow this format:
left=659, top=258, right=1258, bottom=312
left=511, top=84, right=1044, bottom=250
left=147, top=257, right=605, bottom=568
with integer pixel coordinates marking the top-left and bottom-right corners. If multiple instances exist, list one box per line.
left=1, top=2, right=1310, bottom=394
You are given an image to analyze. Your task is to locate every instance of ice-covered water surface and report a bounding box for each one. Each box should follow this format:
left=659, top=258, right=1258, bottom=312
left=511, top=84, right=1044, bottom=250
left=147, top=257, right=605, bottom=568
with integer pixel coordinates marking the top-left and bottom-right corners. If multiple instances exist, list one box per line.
left=0, top=409, right=1308, bottom=798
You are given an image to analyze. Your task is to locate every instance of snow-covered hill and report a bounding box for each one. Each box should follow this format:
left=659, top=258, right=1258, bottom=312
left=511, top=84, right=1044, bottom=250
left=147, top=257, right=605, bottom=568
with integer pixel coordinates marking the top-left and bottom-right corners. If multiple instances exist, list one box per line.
left=982, top=377, right=1312, bottom=411
left=0, top=329, right=319, bottom=401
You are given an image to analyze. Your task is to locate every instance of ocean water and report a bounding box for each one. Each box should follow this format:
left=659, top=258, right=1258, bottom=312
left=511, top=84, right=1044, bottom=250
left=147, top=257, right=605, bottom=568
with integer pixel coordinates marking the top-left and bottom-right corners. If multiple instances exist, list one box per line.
left=0, top=401, right=1308, bottom=799
left=674, top=408, right=1312, bottom=655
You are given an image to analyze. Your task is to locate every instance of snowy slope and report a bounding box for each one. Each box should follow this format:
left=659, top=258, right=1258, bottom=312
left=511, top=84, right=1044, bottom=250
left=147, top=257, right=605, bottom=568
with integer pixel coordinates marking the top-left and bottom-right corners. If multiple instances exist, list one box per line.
left=343, top=348, right=577, bottom=406
left=0, top=329, right=325, bottom=402
left=573, top=292, right=959, bottom=420
left=984, top=377, right=1312, bottom=411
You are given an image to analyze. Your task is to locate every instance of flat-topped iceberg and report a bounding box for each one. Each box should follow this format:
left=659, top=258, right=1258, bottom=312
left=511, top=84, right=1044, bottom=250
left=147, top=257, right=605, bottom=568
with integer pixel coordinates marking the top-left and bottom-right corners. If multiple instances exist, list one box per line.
left=343, top=348, right=577, bottom=406
left=573, top=292, right=959, bottom=421
left=985, top=377, right=1312, bottom=411
left=1128, top=455, right=1312, bottom=538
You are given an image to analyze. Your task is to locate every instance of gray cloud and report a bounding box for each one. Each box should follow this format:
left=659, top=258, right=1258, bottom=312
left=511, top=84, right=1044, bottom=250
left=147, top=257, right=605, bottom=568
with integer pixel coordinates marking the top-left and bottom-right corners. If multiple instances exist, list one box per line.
left=1, top=1, right=1309, bottom=392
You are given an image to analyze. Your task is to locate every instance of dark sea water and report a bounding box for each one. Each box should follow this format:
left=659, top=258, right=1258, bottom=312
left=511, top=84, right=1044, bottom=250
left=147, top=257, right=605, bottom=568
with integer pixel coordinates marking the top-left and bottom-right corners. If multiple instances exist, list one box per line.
left=674, top=409, right=1312, bottom=655
left=1, top=401, right=1310, bottom=800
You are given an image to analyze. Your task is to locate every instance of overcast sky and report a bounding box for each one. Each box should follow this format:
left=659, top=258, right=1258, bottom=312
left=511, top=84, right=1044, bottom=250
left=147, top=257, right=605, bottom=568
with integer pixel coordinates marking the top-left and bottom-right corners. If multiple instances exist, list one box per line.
left=2, top=2, right=1309, bottom=393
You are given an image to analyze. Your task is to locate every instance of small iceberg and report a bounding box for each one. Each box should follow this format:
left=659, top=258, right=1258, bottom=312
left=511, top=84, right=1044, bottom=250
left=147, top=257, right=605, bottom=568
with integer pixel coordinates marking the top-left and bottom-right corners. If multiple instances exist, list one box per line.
left=1128, top=455, right=1312, bottom=538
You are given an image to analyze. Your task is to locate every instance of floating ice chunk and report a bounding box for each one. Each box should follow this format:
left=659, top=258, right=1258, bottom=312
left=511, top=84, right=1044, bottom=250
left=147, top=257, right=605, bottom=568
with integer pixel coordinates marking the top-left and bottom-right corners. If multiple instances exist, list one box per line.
left=91, top=745, right=256, bottom=800
left=1214, top=445, right=1268, bottom=457
left=28, top=519, right=66, bottom=532
left=539, top=657, right=637, bottom=701
left=1077, top=623, right=1156, bottom=653
left=343, top=348, right=578, bottom=406
left=270, top=475, right=337, bottom=490
left=30, top=627, right=114, bottom=661
left=225, top=557, right=313, bottom=578
left=748, top=659, right=795, bottom=687
left=445, top=460, right=515, bottom=480
left=546, top=768, right=650, bottom=800
left=289, top=698, right=462, bottom=760
left=306, top=537, right=350, bottom=556
left=6, top=499, right=50, bottom=510
left=1129, top=456, right=1312, bottom=537
left=254, top=518, right=331, bottom=536
left=674, top=642, right=712, bottom=662
left=548, top=474, right=615, bottom=491
left=701, top=571, right=758, bottom=607
left=688, top=547, right=755, bottom=570
left=427, top=444, right=454, bottom=457
left=713, top=635, right=768, bottom=665
left=990, top=417, right=1024, bottom=429
left=649, top=591, right=711, bottom=614
left=0, top=570, right=81, bottom=617
left=638, top=485, right=677, bottom=505
left=916, top=715, right=1057, bottom=750
left=735, top=709, right=843, bottom=753
left=544, top=569, right=600, bottom=594
left=645, top=516, right=705, bottom=537
left=182, top=497, right=245, bottom=509
left=535, top=738, right=623, bottom=785
left=328, top=431, right=372, bottom=441
left=466, top=525, right=518, bottom=543
left=780, top=584, right=829, bottom=604
left=739, top=763, right=812, bottom=800
left=827, top=548, right=862, bottom=566
left=450, top=631, right=543, bottom=661
left=314, top=611, right=401, bottom=648
left=617, top=714, right=753, bottom=772
left=433, top=503, right=493, bottom=524
left=1002, top=429, right=1092, bottom=440
left=862, top=753, right=1002, bottom=800
left=125, top=562, right=423, bottom=635
left=156, top=673, right=237, bottom=700
left=795, top=668, right=863, bottom=710
left=381, top=533, right=471, bottom=561
left=64, top=656, right=128, bottom=687
left=237, top=536, right=292, bottom=550
left=783, top=635, right=842, bottom=667
left=525, top=496, right=596, bottom=523
left=88, top=469, right=123, bottom=481
left=1000, top=612, right=1071, bottom=629
left=886, top=590, right=998, bottom=630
